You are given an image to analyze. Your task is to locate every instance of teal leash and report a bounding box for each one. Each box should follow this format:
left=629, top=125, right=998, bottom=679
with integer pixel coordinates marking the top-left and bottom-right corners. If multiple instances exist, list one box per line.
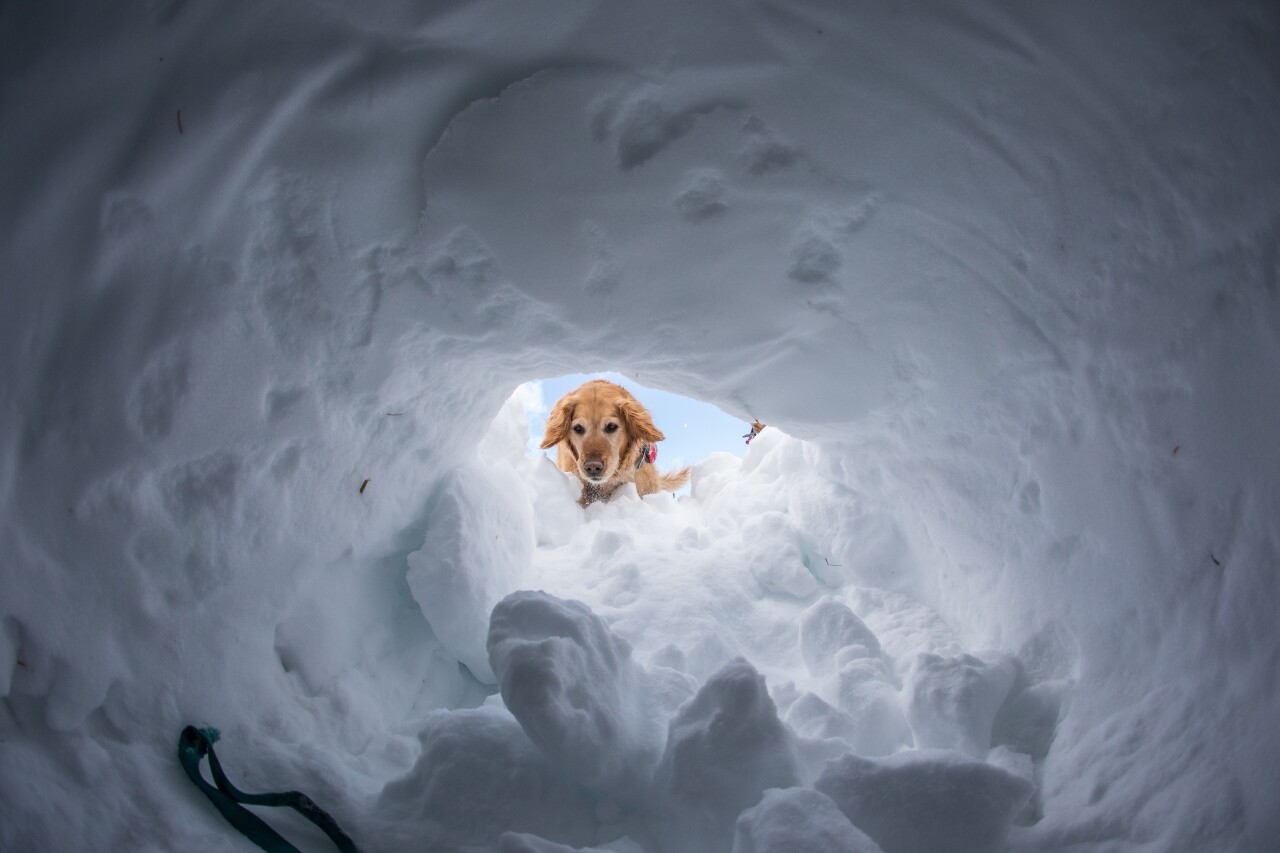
left=178, top=726, right=359, bottom=853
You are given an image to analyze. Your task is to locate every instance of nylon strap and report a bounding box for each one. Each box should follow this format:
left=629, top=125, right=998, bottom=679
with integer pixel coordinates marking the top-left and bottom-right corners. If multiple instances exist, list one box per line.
left=178, top=726, right=359, bottom=853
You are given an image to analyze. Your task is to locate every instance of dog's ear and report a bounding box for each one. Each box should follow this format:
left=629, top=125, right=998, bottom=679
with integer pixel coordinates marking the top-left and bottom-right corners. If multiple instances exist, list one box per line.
left=618, top=398, right=665, bottom=444
left=540, top=395, right=575, bottom=449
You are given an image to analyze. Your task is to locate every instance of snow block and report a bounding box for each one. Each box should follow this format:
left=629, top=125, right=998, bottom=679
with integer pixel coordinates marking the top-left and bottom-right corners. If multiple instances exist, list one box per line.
left=904, top=652, right=1018, bottom=756
left=815, top=750, right=1033, bottom=853
left=378, top=707, right=597, bottom=849
left=653, top=658, right=800, bottom=853
left=785, top=692, right=861, bottom=744
left=833, top=659, right=913, bottom=757
left=786, top=670, right=912, bottom=761
left=990, top=680, right=1065, bottom=760
left=674, top=168, right=728, bottom=221
left=748, top=548, right=820, bottom=599
left=408, top=464, right=533, bottom=683
left=487, top=591, right=666, bottom=802
left=799, top=596, right=882, bottom=674
left=742, top=512, right=820, bottom=599
left=733, top=787, right=885, bottom=853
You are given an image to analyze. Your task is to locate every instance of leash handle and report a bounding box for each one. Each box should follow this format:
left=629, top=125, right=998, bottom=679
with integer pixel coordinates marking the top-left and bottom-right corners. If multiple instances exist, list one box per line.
left=178, top=726, right=360, bottom=853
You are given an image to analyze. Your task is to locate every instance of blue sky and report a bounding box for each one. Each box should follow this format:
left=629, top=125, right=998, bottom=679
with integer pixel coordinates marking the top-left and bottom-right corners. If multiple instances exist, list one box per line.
left=521, top=372, right=750, bottom=472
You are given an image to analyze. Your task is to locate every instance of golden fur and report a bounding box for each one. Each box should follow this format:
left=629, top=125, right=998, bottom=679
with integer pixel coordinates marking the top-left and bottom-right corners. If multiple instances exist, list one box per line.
left=541, top=379, right=690, bottom=506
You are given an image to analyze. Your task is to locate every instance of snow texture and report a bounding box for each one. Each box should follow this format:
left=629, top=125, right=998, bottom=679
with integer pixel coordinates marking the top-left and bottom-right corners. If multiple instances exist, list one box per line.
left=653, top=658, right=799, bottom=852
left=799, top=595, right=882, bottom=674
left=733, top=787, right=884, bottom=853
left=3, top=0, right=1280, bottom=851
left=407, top=463, right=532, bottom=683
left=499, top=833, right=648, bottom=853
left=816, top=750, right=1035, bottom=853
left=378, top=706, right=598, bottom=850
left=487, top=590, right=677, bottom=803
left=904, top=651, right=1019, bottom=757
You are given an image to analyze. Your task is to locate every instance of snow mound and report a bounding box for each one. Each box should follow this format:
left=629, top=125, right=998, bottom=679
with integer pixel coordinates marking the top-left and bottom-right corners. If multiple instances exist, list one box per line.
left=816, top=750, right=1034, bottom=853
left=653, top=657, right=800, bottom=853
left=732, top=787, right=884, bottom=853
left=799, top=595, right=882, bottom=674
left=904, top=651, right=1019, bottom=757
left=487, top=590, right=679, bottom=803
left=378, top=706, right=597, bottom=850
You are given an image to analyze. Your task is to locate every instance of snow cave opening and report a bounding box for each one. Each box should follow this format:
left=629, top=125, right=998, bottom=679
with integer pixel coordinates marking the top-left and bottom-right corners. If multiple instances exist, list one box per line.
left=520, top=371, right=753, bottom=483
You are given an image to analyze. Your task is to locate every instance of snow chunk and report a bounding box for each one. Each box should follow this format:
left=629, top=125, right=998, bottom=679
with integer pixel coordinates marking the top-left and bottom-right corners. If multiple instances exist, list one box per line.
left=991, top=680, right=1066, bottom=760
left=800, top=596, right=882, bottom=675
left=788, top=228, right=841, bottom=284
left=832, top=659, right=913, bottom=757
left=126, top=341, right=189, bottom=441
left=848, top=589, right=964, bottom=670
left=904, top=652, right=1018, bottom=757
left=378, top=706, right=597, bottom=850
left=742, top=511, right=819, bottom=599
left=407, top=462, right=533, bottom=683
left=674, top=168, right=728, bottom=221
left=487, top=591, right=673, bottom=802
left=737, top=116, right=800, bottom=176
left=749, top=555, right=820, bottom=599
left=733, top=787, right=884, bottom=853
left=785, top=692, right=860, bottom=744
left=653, top=658, right=799, bottom=853
left=787, top=661, right=911, bottom=759
left=815, top=750, right=1034, bottom=853
left=593, top=87, right=733, bottom=170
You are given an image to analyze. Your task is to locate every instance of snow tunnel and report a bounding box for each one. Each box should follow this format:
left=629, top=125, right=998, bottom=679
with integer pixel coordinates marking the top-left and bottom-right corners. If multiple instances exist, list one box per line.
left=3, top=1, right=1278, bottom=851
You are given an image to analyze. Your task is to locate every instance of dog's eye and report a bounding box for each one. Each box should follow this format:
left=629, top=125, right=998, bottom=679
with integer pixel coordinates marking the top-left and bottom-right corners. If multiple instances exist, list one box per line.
left=572, top=424, right=585, bottom=435
left=604, top=423, right=618, bottom=433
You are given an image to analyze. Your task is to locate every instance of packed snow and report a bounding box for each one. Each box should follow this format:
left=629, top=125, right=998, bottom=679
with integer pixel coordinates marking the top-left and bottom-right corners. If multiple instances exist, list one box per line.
left=3, top=1, right=1279, bottom=851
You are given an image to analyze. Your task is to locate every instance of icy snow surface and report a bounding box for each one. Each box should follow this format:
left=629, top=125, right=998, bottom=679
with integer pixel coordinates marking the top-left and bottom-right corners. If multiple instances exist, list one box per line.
left=3, top=0, right=1280, bottom=851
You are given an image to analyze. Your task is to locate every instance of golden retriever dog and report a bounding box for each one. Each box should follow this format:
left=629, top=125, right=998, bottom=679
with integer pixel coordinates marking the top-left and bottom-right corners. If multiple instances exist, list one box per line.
left=541, top=379, right=690, bottom=506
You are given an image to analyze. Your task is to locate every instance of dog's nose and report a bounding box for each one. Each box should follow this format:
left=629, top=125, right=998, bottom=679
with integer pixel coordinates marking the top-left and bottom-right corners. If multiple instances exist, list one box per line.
left=583, top=459, right=605, bottom=479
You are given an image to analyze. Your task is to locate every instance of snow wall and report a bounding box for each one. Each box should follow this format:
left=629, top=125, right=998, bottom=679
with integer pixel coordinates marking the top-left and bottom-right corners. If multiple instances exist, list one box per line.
left=2, top=1, right=1278, bottom=851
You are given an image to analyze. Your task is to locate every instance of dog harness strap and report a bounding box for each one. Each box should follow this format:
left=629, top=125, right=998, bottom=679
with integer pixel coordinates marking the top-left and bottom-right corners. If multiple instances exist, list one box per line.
left=178, top=726, right=360, bottom=853
left=634, top=443, right=657, bottom=469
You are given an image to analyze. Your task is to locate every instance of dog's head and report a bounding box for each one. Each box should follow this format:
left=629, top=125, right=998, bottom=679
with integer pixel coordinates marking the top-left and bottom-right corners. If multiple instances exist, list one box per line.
left=540, top=379, right=664, bottom=485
